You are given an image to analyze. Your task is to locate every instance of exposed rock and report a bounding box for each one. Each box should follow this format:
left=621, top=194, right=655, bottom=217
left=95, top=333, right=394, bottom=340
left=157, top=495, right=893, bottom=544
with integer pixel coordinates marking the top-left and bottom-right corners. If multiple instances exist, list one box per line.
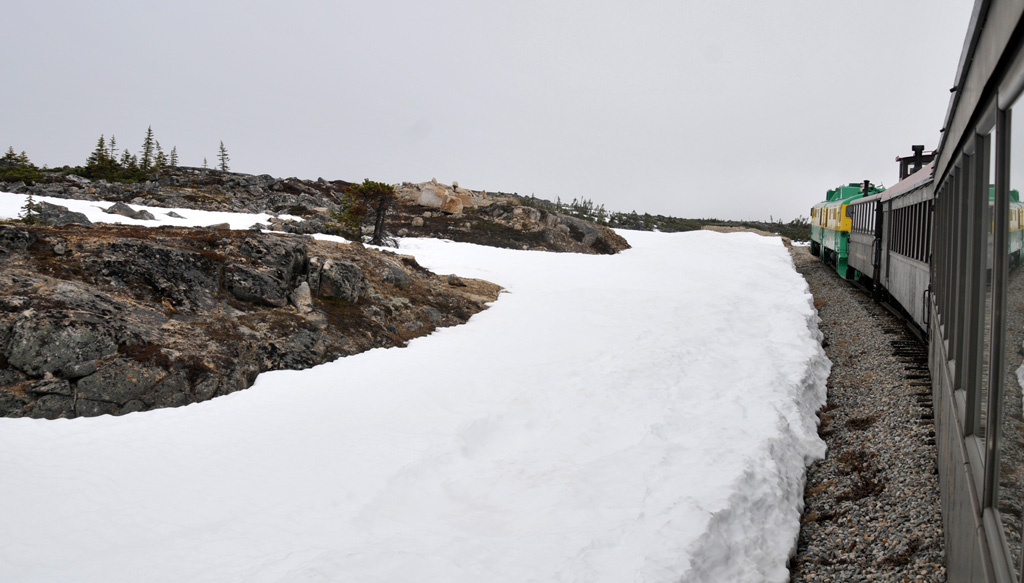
left=315, top=259, right=365, bottom=302
left=77, top=359, right=167, bottom=404
left=6, top=310, right=120, bottom=377
left=35, top=202, right=91, bottom=226
left=0, top=224, right=36, bottom=252
left=224, top=264, right=289, bottom=307
left=289, top=281, right=313, bottom=314
left=0, top=169, right=628, bottom=255
left=0, top=223, right=501, bottom=418
left=380, top=259, right=411, bottom=289
left=393, top=196, right=630, bottom=255
left=31, top=393, right=75, bottom=419
left=105, top=202, right=156, bottom=221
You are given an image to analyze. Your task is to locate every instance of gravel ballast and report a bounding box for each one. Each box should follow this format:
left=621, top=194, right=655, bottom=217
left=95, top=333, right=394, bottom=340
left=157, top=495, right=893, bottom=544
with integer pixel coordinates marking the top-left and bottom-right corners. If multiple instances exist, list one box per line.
left=789, top=246, right=946, bottom=582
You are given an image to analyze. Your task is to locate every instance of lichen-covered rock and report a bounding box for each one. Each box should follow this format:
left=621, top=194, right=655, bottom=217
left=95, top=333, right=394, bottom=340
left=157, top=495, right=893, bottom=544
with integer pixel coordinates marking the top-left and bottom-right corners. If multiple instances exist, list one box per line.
left=316, top=259, right=365, bottom=302
left=5, top=311, right=119, bottom=377
left=0, top=225, right=36, bottom=252
left=35, top=202, right=91, bottom=226
left=225, top=264, right=289, bottom=307
left=0, top=224, right=500, bottom=418
left=104, top=201, right=156, bottom=221
left=77, top=359, right=167, bottom=404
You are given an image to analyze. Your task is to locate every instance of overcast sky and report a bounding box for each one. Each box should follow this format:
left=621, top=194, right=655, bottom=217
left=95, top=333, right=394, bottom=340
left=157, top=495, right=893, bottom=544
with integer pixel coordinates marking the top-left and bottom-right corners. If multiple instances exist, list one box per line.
left=4, top=0, right=973, bottom=221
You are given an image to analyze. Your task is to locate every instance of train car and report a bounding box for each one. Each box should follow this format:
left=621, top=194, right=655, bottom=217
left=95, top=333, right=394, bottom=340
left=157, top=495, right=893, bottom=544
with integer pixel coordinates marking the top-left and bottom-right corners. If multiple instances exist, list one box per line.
left=845, top=162, right=934, bottom=333
left=878, top=163, right=935, bottom=332
left=913, top=1, right=1024, bottom=579
left=845, top=187, right=885, bottom=286
left=809, top=181, right=883, bottom=278
left=806, top=2, right=1024, bottom=578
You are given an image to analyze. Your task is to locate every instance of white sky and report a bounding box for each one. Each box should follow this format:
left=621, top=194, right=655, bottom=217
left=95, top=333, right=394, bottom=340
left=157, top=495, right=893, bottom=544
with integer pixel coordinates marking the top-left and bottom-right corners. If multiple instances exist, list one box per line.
left=4, top=0, right=973, bottom=220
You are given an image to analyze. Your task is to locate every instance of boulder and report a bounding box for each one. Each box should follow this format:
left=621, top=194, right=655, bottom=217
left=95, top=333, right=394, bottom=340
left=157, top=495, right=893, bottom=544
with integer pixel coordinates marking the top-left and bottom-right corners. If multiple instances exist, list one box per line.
left=316, top=259, right=365, bottom=302
left=224, top=264, right=289, bottom=307
left=35, top=202, right=91, bottom=226
left=440, top=194, right=464, bottom=215
left=104, top=201, right=156, bottom=221
left=380, top=260, right=411, bottom=289
left=289, top=281, right=314, bottom=314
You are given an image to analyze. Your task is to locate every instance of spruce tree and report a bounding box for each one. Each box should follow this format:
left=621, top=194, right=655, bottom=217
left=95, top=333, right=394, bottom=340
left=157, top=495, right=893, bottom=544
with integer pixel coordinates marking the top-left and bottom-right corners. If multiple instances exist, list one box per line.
left=19, top=192, right=39, bottom=225
left=108, top=135, right=117, bottom=159
left=154, top=141, right=167, bottom=168
left=140, top=126, right=155, bottom=170
left=217, top=141, right=230, bottom=171
left=169, top=146, right=178, bottom=167
left=86, top=135, right=109, bottom=168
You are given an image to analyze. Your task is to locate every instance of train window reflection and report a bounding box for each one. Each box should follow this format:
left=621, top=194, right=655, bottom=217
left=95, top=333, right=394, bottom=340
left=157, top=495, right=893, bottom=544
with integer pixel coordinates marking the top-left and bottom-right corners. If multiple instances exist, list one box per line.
left=1000, top=108, right=1024, bottom=575
left=981, top=133, right=994, bottom=455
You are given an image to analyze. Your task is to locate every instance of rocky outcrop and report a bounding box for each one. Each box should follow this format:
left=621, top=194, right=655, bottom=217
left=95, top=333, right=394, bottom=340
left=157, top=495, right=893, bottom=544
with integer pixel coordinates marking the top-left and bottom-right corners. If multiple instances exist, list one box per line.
left=1, top=168, right=351, bottom=228
left=394, top=179, right=490, bottom=216
left=1, top=170, right=630, bottom=254
left=0, top=223, right=500, bottom=419
left=393, top=195, right=631, bottom=255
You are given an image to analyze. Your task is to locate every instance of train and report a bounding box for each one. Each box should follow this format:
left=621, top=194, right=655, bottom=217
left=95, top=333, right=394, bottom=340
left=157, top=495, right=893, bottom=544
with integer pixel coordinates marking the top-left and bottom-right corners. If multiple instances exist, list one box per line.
left=810, top=1, right=1024, bottom=579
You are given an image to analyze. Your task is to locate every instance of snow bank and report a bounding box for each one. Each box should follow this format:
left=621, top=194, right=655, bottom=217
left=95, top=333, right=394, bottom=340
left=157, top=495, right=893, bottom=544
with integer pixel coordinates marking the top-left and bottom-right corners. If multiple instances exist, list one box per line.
left=0, top=200, right=828, bottom=582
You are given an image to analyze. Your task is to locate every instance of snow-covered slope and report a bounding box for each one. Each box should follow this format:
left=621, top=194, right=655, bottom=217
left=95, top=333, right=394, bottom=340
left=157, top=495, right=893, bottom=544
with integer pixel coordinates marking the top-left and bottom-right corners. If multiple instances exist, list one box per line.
left=0, top=194, right=829, bottom=582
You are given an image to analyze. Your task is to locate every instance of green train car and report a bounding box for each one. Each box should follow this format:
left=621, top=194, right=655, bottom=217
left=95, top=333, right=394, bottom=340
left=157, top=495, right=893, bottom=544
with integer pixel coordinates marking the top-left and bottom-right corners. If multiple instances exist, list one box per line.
left=809, top=182, right=884, bottom=279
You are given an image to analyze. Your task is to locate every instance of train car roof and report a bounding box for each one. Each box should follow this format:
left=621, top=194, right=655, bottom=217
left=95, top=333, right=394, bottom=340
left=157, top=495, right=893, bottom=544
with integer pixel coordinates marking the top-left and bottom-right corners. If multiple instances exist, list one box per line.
left=880, top=161, right=934, bottom=202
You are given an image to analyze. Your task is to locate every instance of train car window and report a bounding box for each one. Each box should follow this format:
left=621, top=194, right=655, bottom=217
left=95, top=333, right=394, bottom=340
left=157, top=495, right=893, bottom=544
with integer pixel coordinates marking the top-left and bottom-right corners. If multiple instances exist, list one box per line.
left=998, top=105, right=1024, bottom=575
left=977, top=132, right=995, bottom=464
left=951, top=165, right=966, bottom=392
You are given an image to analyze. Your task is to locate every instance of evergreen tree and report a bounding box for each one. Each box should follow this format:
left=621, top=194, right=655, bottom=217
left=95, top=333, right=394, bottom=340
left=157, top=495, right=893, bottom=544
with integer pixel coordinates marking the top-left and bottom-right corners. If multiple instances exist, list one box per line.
left=203, top=157, right=208, bottom=169
left=108, top=135, right=117, bottom=159
left=169, top=146, right=178, bottom=167
left=19, top=192, right=39, bottom=225
left=217, top=141, right=230, bottom=171
left=154, top=141, right=167, bottom=168
left=1, top=147, right=18, bottom=164
left=85, top=134, right=121, bottom=179
left=351, top=179, right=397, bottom=245
left=86, top=135, right=109, bottom=167
left=140, top=126, right=155, bottom=170
left=0, top=147, right=40, bottom=180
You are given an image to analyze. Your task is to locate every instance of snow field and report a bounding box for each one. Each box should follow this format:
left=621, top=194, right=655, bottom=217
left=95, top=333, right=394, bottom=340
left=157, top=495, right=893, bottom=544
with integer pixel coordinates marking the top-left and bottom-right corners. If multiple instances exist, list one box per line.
left=0, top=193, right=829, bottom=582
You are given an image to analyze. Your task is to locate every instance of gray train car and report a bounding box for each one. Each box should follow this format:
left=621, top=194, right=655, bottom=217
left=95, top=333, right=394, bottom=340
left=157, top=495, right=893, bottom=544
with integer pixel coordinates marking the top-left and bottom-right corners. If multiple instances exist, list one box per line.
left=846, top=188, right=883, bottom=285
left=846, top=163, right=934, bottom=335
left=929, top=0, right=1024, bottom=580
left=880, top=164, right=934, bottom=333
